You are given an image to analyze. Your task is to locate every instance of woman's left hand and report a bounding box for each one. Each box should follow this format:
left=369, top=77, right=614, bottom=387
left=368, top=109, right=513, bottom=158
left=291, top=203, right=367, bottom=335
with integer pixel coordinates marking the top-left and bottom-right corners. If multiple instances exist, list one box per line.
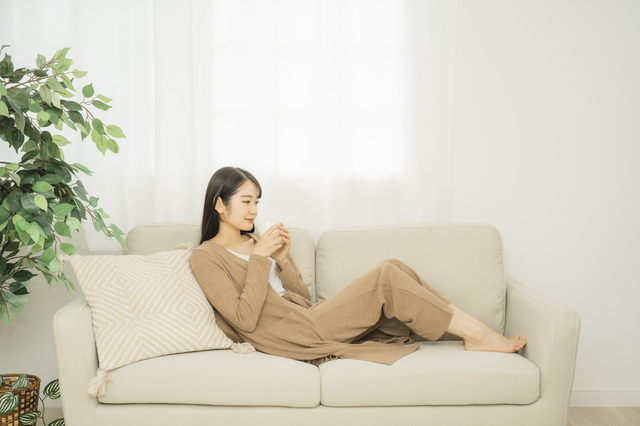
left=270, top=223, right=291, bottom=268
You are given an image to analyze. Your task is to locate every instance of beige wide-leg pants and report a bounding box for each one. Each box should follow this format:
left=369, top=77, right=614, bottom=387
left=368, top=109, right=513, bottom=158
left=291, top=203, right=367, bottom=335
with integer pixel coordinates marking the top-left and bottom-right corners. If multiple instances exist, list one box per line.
left=311, top=259, right=455, bottom=343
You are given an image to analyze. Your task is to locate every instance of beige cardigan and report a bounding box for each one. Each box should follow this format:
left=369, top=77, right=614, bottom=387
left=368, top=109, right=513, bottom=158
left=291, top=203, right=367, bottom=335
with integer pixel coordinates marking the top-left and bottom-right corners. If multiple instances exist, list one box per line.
left=189, top=236, right=417, bottom=365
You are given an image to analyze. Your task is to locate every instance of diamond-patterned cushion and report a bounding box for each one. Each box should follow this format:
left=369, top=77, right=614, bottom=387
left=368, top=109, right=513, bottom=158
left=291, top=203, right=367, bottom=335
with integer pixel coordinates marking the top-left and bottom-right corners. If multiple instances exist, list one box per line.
left=69, top=249, right=232, bottom=371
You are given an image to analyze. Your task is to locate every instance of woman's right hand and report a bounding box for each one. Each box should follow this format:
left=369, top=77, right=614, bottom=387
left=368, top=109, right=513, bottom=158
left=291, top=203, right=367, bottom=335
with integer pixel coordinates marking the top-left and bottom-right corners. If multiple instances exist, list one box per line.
left=252, top=224, right=284, bottom=258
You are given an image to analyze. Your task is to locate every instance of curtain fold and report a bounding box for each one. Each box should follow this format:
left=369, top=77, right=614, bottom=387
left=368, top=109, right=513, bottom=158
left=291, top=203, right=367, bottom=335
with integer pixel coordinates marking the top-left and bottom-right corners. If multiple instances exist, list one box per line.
left=0, top=0, right=458, bottom=249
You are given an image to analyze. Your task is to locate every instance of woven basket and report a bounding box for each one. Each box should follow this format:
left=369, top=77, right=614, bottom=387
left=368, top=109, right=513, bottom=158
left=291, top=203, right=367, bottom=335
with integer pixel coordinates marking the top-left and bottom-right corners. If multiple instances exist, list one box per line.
left=0, top=374, right=40, bottom=426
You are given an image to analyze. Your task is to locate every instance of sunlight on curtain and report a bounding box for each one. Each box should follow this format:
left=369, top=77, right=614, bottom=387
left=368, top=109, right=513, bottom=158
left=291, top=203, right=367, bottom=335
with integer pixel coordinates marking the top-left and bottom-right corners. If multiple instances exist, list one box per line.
left=188, top=0, right=458, bottom=239
left=0, top=0, right=457, bottom=249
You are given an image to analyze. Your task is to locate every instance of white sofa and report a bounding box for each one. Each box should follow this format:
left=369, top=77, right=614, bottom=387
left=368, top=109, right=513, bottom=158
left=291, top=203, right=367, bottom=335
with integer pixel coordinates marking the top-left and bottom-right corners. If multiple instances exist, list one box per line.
left=53, top=223, right=581, bottom=426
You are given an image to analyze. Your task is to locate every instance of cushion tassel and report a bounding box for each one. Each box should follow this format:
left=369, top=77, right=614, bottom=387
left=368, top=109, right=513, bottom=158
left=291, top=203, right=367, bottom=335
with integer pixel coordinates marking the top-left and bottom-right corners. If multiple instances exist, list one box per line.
left=86, top=367, right=113, bottom=397
left=231, top=342, right=255, bottom=354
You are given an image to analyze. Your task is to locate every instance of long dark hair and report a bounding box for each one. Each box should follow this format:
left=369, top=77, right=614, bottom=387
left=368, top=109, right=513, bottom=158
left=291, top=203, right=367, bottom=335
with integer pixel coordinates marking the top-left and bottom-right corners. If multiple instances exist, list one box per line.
left=200, top=167, right=262, bottom=244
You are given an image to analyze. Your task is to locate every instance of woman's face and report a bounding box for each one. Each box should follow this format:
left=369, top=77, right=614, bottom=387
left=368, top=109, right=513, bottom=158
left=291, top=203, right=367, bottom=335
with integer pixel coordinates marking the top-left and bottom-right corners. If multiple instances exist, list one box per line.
left=216, top=179, right=259, bottom=232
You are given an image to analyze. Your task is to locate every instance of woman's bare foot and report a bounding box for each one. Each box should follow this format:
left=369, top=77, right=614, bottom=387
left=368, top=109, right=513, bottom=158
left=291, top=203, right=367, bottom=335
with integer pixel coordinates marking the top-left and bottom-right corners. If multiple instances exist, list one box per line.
left=446, top=303, right=527, bottom=353
left=464, top=328, right=527, bottom=353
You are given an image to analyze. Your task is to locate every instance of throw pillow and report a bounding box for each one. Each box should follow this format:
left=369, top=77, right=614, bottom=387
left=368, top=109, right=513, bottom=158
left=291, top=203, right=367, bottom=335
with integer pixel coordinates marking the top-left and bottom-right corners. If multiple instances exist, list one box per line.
left=69, top=248, right=234, bottom=375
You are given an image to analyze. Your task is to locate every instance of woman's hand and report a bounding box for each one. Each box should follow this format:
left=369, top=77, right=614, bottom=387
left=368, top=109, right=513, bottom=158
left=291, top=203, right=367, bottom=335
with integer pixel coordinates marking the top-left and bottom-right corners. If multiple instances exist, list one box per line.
left=270, top=223, right=291, bottom=268
left=252, top=223, right=289, bottom=265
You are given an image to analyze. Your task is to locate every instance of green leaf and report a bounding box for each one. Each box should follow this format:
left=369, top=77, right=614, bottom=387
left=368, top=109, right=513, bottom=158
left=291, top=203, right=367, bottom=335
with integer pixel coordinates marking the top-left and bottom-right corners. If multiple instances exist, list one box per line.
left=46, top=77, right=65, bottom=93
left=92, top=118, right=105, bottom=134
left=82, top=83, right=94, bottom=98
left=21, top=193, right=40, bottom=214
left=92, top=99, right=111, bottom=111
left=0, top=390, right=19, bottom=415
left=97, top=135, right=109, bottom=155
left=32, top=181, right=53, bottom=192
left=6, top=163, right=19, bottom=171
left=39, top=174, right=63, bottom=185
left=90, top=129, right=101, bottom=145
left=96, top=94, right=113, bottom=103
left=48, top=418, right=65, bottom=426
left=63, top=101, right=82, bottom=111
left=39, top=85, right=52, bottom=105
left=59, top=243, right=75, bottom=256
left=34, top=194, right=47, bottom=210
left=53, top=203, right=74, bottom=217
left=8, top=172, right=21, bottom=186
left=36, top=110, right=50, bottom=125
left=43, top=379, right=61, bottom=399
left=97, top=208, right=110, bottom=219
left=52, top=134, right=71, bottom=146
left=60, top=74, right=75, bottom=92
left=62, top=118, right=77, bottom=131
left=67, top=109, right=84, bottom=125
left=18, top=410, right=40, bottom=426
left=106, top=124, right=125, bottom=138
left=72, top=69, right=88, bottom=78
left=0, top=100, right=9, bottom=117
left=0, top=205, right=9, bottom=221
left=0, top=81, right=6, bottom=96
left=42, top=248, right=55, bottom=264
left=0, top=220, right=8, bottom=232
left=10, top=302, right=25, bottom=313
left=88, top=196, right=99, bottom=207
left=28, top=103, right=43, bottom=113
left=54, top=221, right=71, bottom=237
left=66, top=217, right=81, bottom=229
left=51, top=91, right=61, bottom=108
left=14, top=270, right=36, bottom=282
left=48, top=257, right=61, bottom=273
left=7, top=191, right=22, bottom=212
left=72, top=163, right=93, bottom=176
left=53, top=47, right=71, bottom=60
left=10, top=374, right=29, bottom=390
left=107, top=139, right=119, bottom=153
left=0, top=167, right=5, bottom=177
left=36, top=53, right=47, bottom=67
left=9, top=282, right=29, bottom=296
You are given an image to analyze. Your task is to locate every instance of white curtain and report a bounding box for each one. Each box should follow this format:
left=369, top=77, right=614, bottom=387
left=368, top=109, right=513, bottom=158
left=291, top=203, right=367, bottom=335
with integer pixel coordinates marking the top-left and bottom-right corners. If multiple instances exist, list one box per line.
left=0, top=0, right=458, bottom=249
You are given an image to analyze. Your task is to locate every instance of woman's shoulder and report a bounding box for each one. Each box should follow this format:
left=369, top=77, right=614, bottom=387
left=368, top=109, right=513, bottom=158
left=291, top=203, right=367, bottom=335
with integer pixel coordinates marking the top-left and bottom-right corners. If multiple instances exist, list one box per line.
left=191, top=240, right=223, bottom=262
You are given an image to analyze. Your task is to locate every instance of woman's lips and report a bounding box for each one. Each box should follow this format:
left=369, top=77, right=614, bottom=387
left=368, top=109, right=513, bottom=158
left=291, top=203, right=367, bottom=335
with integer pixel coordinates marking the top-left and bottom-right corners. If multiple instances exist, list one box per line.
left=246, top=219, right=254, bottom=223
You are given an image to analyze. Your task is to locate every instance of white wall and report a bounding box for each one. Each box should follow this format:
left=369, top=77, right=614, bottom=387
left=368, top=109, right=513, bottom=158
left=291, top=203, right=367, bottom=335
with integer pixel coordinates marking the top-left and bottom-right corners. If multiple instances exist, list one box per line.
left=451, top=0, right=640, bottom=406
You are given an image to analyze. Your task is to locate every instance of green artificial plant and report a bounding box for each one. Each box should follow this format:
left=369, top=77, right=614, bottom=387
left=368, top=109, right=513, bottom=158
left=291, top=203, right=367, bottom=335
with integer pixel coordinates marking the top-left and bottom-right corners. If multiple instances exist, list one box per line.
left=0, top=374, right=63, bottom=426
left=0, top=46, right=127, bottom=324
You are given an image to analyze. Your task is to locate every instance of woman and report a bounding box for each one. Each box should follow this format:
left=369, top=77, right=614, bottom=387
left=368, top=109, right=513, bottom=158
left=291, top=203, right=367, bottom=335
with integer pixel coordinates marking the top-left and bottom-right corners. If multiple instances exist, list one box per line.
left=189, top=167, right=527, bottom=365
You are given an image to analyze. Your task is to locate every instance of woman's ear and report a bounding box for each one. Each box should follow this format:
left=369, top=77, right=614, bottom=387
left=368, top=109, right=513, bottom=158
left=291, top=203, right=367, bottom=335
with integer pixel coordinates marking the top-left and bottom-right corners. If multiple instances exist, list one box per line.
left=215, top=197, right=225, bottom=214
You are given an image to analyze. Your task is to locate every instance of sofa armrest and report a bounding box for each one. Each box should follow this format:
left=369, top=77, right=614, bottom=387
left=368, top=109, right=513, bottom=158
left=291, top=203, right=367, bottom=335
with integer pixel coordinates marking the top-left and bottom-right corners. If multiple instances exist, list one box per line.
left=505, top=274, right=581, bottom=426
left=53, top=297, right=98, bottom=426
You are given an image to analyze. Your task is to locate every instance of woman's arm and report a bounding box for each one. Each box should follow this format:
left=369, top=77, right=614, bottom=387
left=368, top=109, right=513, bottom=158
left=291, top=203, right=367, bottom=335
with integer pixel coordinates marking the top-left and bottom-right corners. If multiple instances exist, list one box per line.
left=190, top=248, right=271, bottom=333
left=276, top=254, right=312, bottom=301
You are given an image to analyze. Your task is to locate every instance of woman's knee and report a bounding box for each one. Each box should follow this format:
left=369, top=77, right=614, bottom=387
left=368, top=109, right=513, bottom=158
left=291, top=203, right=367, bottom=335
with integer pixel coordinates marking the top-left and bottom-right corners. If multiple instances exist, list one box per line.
left=377, top=258, right=406, bottom=268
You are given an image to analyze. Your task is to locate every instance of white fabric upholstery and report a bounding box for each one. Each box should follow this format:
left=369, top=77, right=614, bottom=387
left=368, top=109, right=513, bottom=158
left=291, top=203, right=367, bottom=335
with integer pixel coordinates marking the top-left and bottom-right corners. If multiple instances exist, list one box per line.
left=316, top=224, right=507, bottom=336
left=99, top=351, right=320, bottom=407
left=319, top=341, right=539, bottom=406
left=94, top=403, right=546, bottom=426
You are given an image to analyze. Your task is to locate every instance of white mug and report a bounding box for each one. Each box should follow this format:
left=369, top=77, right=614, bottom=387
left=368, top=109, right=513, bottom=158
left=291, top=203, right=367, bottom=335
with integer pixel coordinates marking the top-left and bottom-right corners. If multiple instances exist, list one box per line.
left=256, top=221, right=280, bottom=237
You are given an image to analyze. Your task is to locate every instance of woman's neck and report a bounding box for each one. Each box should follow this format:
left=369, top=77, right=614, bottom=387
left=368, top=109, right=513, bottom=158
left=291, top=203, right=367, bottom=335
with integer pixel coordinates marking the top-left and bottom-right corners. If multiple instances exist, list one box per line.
left=212, top=223, right=249, bottom=248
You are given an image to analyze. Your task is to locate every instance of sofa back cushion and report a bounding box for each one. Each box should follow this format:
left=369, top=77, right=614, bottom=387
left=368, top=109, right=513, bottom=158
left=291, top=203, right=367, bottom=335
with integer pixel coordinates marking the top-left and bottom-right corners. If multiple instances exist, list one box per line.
left=124, top=222, right=317, bottom=300
left=315, top=224, right=506, bottom=337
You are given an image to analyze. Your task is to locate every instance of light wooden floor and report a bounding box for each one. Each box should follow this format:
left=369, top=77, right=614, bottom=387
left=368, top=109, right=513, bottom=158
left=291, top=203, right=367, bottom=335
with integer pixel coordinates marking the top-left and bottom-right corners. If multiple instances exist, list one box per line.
left=567, top=407, right=640, bottom=426
left=46, top=407, right=640, bottom=425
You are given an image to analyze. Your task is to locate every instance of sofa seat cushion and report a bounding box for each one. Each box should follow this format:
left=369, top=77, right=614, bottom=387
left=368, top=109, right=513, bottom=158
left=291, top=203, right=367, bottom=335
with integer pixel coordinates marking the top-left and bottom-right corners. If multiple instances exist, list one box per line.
left=319, top=341, right=540, bottom=406
left=99, top=350, right=320, bottom=407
